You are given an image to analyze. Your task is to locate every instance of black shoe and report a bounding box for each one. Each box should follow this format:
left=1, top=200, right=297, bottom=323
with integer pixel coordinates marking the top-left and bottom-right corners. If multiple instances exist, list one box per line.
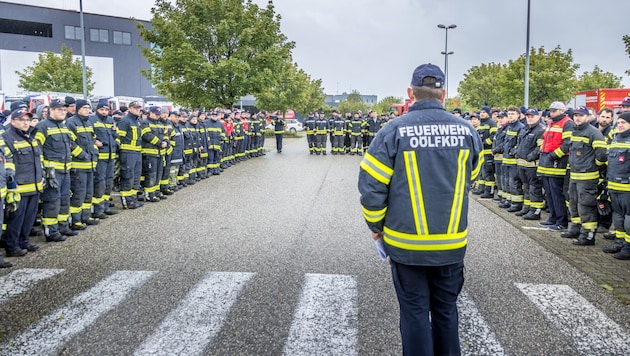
left=479, top=192, right=494, bottom=199
left=561, top=230, right=580, bottom=239
left=522, top=211, right=541, bottom=220
left=29, top=229, right=44, bottom=237
left=603, top=240, right=624, bottom=254
left=613, top=249, right=630, bottom=260
left=148, top=197, right=161, bottom=202
left=6, top=248, right=27, bottom=257
left=137, top=195, right=145, bottom=202
left=70, top=223, right=87, bottom=231
left=507, top=204, right=522, bottom=213
left=498, top=201, right=511, bottom=209
left=514, top=207, right=530, bottom=216
left=92, top=212, right=109, bottom=220
left=471, top=188, right=483, bottom=195
left=83, top=218, right=100, bottom=226
left=104, top=209, right=119, bottom=215
left=539, top=220, right=555, bottom=227
left=603, top=232, right=616, bottom=240
left=162, top=189, right=174, bottom=196
left=573, top=238, right=595, bottom=246
left=0, top=260, right=12, bottom=268
left=46, top=232, right=67, bottom=242
left=23, top=244, right=40, bottom=252
left=59, top=228, right=78, bottom=236
left=158, top=194, right=167, bottom=200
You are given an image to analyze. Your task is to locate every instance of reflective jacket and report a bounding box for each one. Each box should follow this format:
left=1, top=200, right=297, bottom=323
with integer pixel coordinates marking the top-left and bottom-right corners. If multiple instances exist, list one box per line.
left=206, top=119, right=225, bottom=150
left=537, top=115, right=574, bottom=177
left=314, top=117, right=328, bottom=135
left=304, top=116, right=317, bottom=134
left=332, top=117, right=346, bottom=136
left=168, top=121, right=184, bottom=165
left=35, top=118, right=84, bottom=172
left=184, top=122, right=200, bottom=155
left=358, top=99, right=483, bottom=266
left=365, top=117, right=381, bottom=136
left=140, top=117, right=167, bottom=157
left=117, top=112, right=142, bottom=153
left=607, top=129, right=630, bottom=192
left=568, top=122, right=607, bottom=181
left=2, top=126, right=44, bottom=196
left=196, top=120, right=209, bottom=158
left=348, top=117, right=363, bottom=136
left=515, top=122, right=545, bottom=168
left=0, top=131, right=9, bottom=199
left=491, top=124, right=507, bottom=162
left=66, top=114, right=98, bottom=170
left=502, top=120, right=525, bottom=166
left=477, top=117, right=497, bottom=158
left=89, top=112, right=119, bottom=161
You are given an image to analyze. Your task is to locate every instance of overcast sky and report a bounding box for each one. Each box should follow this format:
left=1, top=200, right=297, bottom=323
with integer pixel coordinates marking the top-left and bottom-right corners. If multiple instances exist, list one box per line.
left=11, top=0, right=630, bottom=103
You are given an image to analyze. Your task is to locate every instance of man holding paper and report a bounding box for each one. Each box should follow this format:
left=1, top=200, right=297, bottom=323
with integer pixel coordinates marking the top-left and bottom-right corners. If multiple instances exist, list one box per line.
left=358, top=63, right=482, bottom=356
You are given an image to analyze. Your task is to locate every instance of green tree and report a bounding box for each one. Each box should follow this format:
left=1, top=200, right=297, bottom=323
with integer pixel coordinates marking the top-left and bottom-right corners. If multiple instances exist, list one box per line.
left=338, top=99, right=369, bottom=115
left=458, top=62, right=506, bottom=108
left=500, top=46, right=579, bottom=108
left=255, top=61, right=325, bottom=113
left=623, top=35, right=630, bottom=76
left=15, top=44, right=94, bottom=95
left=346, top=90, right=363, bottom=102
left=576, top=65, right=623, bottom=91
left=138, top=0, right=294, bottom=108
left=372, top=95, right=403, bottom=115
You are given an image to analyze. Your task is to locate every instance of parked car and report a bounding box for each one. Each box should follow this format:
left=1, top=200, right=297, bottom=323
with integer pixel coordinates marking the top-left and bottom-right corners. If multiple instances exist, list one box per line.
left=265, top=119, right=303, bottom=132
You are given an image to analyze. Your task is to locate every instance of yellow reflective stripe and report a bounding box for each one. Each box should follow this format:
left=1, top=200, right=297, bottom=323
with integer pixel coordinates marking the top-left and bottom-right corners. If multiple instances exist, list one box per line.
left=506, top=131, right=518, bottom=136
left=561, top=131, right=572, bottom=139
left=570, top=171, right=599, bottom=180
left=549, top=127, right=563, bottom=132
left=360, top=152, right=393, bottom=185
left=404, top=151, right=428, bottom=235
left=383, top=227, right=467, bottom=251
left=13, top=140, right=37, bottom=149
left=536, top=166, right=567, bottom=175
left=98, top=152, right=116, bottom=160
left=42, top=160, right=68, bottom=170
left=81, top=202, right=92, bottom=210
left=608, top=182, right=630, bottom=192
left=481, top=149, right=493, bottom=155
left=16, top=182, right=44, bottom=193
left=141, top=148, right=159, bottom=155
left=517, top=159, right=537, bottom=168
left=570, top=136, right=589, bottom=143
left=489, top=127, right=497, bottom=134
left=34, top=131, right=46, bottom=144
left=502, top=158, right=517, bottom=165
left=592, top=140, right=607, bottom=149
left=41, top=217, right=58, bottom=226
left=71, top=145, right=83, bottom=156
left=74, top=127, right=94, bottom=133
left=72, top=161, right=95, bottom=169
left=471, top=156, right=481, bottom=181
left=553, top=148, right=565, bottom=158
left=610, top=142, right=630, bottom=149
left=448, top=149, right=468, bottom=234
left=362, top=205, right=387, bottom=223
left=120, top=144, right=141, bottom=151
left=582, top=222, right=598, bottom=230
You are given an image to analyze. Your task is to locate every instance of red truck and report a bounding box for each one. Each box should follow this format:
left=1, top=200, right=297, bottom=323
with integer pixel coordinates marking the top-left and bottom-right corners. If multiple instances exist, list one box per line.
left=389, top=99, right=412, bottom=116
left=573, top=88, right=630, bottom=113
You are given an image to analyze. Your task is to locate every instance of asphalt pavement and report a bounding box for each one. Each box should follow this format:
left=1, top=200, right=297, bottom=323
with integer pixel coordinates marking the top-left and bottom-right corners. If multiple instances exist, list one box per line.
left=1, top=135, right=629, bottom=355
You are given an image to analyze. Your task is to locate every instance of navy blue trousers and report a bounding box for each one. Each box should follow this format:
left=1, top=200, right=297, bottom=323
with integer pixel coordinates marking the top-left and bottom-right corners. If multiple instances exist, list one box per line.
left=390, top=260, right=464, bottom=356
left=542, top=175, right=568, bottom=226
left=3, top=193, right=40, bottom=253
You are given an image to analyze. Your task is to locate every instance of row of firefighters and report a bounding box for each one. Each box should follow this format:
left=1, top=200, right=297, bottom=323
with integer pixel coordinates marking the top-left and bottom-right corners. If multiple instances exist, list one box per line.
left=470, top=100, right=630, bottom=260
left=0, top=97, right=269, bottom=264
left=303, top=110, right=394, bottom=155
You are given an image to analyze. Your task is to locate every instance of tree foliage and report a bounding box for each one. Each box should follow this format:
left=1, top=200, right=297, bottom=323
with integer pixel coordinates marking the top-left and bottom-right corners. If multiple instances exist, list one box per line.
left=576, top=65, right=623, bottom=91
left=15, top=44, right=94, bottom=95
left=458, top=62, right=506, bottom=108
left=255, top=61, right=325, bottom=113
left=338, top=99, right=369, bottom=115
left=138, top=0, right=295, bottom=108
left=372, top=95, right=403, bottom=115
left=624, top=35, right=630, bottom=76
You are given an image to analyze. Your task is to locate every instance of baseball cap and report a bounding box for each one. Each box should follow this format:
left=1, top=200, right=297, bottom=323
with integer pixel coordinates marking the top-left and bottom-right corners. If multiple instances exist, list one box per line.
left=497, top=111, right=507, bottom=117
left=547, top=101, right=566, bottom=111
left=452, top=108, right=461, bottom=114
left=49, top=98, right=68, bottom=109
left=411, top=63, right=445, bottom=88
left=149, top=106, right=162, bottom=115
left=525, top=108, right=539, bottom=116
left=128, top=101, right=142, bottom=109
left=573, top=106, right=589, bottom=116
left=11, top=108, right=33, bottom=120
left=621, top=96, right=630, bottom=107
left=10, top=101, right=27, bottom=111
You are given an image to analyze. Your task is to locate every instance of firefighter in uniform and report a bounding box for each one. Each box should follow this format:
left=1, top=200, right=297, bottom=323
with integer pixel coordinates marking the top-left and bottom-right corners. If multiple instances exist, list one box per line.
left=0, top=128, right=10, bottom=268
left=196, top=112, right=210, bottom=178
left=141, top=106, right=169, bottom=202
left=250, top=111, right=263, bottom=157
left=304, top=112, right=317, bottom=154
left=559, top=106, right=607, bottom=245
left=358, top=64, right=482, bottom=355
left=314, top=111, right=329, bottom=155
left=2, top=109, right=45, bottom=257
left=272, top=112, right=285, bottom=153
left=206, top=111, right=225, bottom=175
left=233, top=111, right=245, bottom=161
left=603, top=112, right=630, bottom=259
left=34, top=99, right=80, bottom=241
left=500, top=107, right=525, bottom=212
left=66, top=99, right=100, bottom=230
left=476, top=106, right=498, bottom=198
left=538, top=101, right=574, bottom=231
left=90, top=99, right=120, bottom=218
left=365, top=110, right=381, bottom=149
left=348, top=112, right=363, bottom=155
left=184, top=114, right=201, bottom=183
left=331, top=111, right=346, bottom=154
left=167, top=111, right=184, bottom=190
left=492, top=111, right=508, bottom=204
left=514, top=108, right=545, bottom=220
left=158, top=109, right=175, bottom=195
left=117, top=101, right=144, bottom=209
left=344, top=112, right=352, bottom=154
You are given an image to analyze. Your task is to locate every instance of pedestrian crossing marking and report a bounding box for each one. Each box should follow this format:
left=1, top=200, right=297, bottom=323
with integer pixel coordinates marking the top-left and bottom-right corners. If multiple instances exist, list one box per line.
left=457, top=291, right=505, bottom=355
left=0, top=270, right=155, bottom=356
left=134, top=271, right=255, bottom=356
left=283, top=273, right=358, bottom=356
left=0, top=268, right=64, bottom=304
left=516, top=283, right=630, bottom=355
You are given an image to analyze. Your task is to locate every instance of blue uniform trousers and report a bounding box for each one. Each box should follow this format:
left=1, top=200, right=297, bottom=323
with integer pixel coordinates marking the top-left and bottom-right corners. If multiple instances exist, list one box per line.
left=3, top=193, right=40, bottom=253
left=93, top=159, right=115, bottom=214
left=41, top=171, right=70, bottom=236
left=390, top=260, right=464, bottom=356
left=542, top=175, right=568, bottom=226
left=70, top=169, right=94, bottom=224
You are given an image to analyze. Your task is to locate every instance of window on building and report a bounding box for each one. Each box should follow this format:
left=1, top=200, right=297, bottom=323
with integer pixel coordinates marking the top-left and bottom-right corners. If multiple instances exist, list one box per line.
left=0, top=19, right=52, bottom=37
left=64, top=25, right=83, bottom=40
left=113, top=30, right=131, bottom=45
left=90, top=28, right=108, bottom=43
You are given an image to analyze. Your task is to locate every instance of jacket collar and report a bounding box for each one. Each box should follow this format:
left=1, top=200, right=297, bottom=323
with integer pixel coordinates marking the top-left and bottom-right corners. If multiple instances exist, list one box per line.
left=408, top=99, right=445, bottom=112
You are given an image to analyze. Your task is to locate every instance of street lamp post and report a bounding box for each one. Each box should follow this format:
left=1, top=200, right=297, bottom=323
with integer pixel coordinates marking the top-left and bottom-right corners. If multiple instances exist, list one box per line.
left=437, top=24, right=456, bottom=101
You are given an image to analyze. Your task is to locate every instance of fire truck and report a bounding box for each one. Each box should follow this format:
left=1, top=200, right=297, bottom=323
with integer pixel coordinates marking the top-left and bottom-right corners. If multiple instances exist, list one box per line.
left=389, top=99, right=412, bottom=116
left=572, top=88, right=630, bottom=113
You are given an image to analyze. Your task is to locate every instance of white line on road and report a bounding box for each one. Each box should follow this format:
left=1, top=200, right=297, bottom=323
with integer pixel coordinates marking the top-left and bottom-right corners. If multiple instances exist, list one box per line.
left=521, top=226, right=553, bottom=231
left=0, top=268, right=64, bottom=304
left=0, top=270, right=156, bottom=356
left=133, top=271, right=255, bottom=356
left=458, top=290, right=505, bottom=355
left=283, top=273, right=358, bottom=356
left=516, top=283, right=630, bottom=355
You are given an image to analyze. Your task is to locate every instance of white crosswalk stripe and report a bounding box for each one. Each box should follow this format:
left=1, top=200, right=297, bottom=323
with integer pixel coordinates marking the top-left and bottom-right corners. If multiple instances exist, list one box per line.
left=516, top=283, right=630, bottom=355
left=457, top=290, right=505, bottom=355
left=134, top=271, right=255, bottom=356
left=0, top=268, right=64, bottom=304
left=0, top=270, right=156, bottom=356
left=282, top=273, right=358, bottom=356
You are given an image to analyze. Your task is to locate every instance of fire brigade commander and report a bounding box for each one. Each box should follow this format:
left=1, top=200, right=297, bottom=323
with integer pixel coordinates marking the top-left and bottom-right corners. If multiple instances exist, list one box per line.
left=358, top=63, right=482, bottom=356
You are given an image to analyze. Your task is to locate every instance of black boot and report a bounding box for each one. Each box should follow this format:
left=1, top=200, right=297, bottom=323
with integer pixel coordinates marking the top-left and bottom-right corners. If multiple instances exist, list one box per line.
left=507, top=203, right=522, bottom=213
left=613, top=242, right=630, bottom=260
left=561, top=224, right=580, bottom=239
left=603, top=239, right=624, bottom=253
left=523, top=208, right=542, bottom=220
left=514, top=206, right=530, bottom=216
left=573, top=230, right=595, bottom=246
left=498, top=200, right=511, bottom=209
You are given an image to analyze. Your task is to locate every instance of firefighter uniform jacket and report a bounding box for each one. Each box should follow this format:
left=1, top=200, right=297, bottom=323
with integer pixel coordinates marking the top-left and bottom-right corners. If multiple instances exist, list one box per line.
left=66, top=114, right=98, bottom=171
left=491, top=124, right=507, bottom=161
left=196, top=120, right=209, bottom=158
left=332, top=117, right=346, bottom=136
left=89, top=112, right=119, bottom=161
left=537, top=115, right=574, bottom=177
left=358, top=99, right=483, bottom=266
left=35, top=118, right=85, bottom=173
left=206, top=119, right=225, bottom=151
left=0, top=132, right=9, bottom=199
left=366, top=117, right=381, bottom=137
left=348, top=117, right=363, bottom=137
left=477, top=117, right=497, bottom=160
left=140, top=117, right=168, bottom=157
left=168, top=120, right=184, bottom=165
left=160, top=118, right=174, bottom=157
left=304, top=116, right=316, bottom=135
left=184, top=122, right=201, bottom=154
left=607, top=129, right=630, bottom=192
left=502, top=120, right=525, bottom=166
left=568, top=123, right=607, bottom=181
left=2, top=125, right=44, bottom=196
left=117, top=112, right=142, bottom=153
left=515, top=122, right=545, bottom=168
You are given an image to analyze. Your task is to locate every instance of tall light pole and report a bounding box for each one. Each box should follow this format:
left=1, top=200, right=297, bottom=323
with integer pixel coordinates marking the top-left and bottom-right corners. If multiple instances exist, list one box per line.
left=79, top=0, right=88, bottom=99
left=437, top=24, right=456, bottom=101
left=524, top=0, right=531, bottom=108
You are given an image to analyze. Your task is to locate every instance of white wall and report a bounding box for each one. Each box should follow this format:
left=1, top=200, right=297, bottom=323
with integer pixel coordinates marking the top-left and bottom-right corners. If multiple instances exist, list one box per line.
left=0, top=49, right=114, bottom=97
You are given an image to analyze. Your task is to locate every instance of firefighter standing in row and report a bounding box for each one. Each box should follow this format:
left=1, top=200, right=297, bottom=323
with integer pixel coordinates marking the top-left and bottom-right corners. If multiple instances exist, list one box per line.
left=141, top=106, right=169, bottom=202
left=314, top=111, right=329, bottom=155
left=492, top=111, right=508, bottom=203
left=0, top=127, right=10, bottom=268
left=304, top=111, right=317, bottom=154
left=66, top=100, right=100, bottom=230
left=475, top=106, right=497, bottom=199
left=206, top=111, right=225, bottom=175
left=158, top=109, right=174, bottom=196
left=184, top=114, right=201, bottom=184
left=331, top=110, right=346, bottom=155
left=197, top=112, right=210, bottom=179
left=167, top=111, right=184, bottom=189
left=500, top=107, right=525, bottom=212
left=365, top=110, right=381, bottom=151
left=117, top=101, right=144, bottom=209
left=90, top=99, right=120, bottom=218
left=348, top=112, right=363, bottom=155
left=514, top=108, right=545, bottom=220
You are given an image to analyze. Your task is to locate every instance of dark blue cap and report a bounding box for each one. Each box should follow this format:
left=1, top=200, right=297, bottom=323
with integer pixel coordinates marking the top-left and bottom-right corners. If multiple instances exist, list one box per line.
left=149, top=106, right=162, bottom=115
left=574, top=106, right=589, bottom=115
left=621, top=96, right=630, bottom=107
left=497, top=111, right=507, bottom=117
left=452, top=108, right=461, bottom=114
left=11, top=108, right=32, bottom=120
left=520, top=106, right=527, bottom=114
left=411, top=63, right=444, bottom=88
left=480, top=106, right=491, bottom=115
left=75, top=99, right=90, bottom=109
left=525, top=108, right=539, bottom=116
left=49, top=98, right=68, bottom=109
left=10, top=101, right=27, bottom=111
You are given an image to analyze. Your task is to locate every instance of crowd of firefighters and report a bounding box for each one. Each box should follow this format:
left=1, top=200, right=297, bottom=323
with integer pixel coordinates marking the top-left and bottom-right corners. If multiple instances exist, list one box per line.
left=467, top=97, right=630, bottom=261
left=302, top=110, right=397, bottom=155
left=0, top=96, right=272, bottom=268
